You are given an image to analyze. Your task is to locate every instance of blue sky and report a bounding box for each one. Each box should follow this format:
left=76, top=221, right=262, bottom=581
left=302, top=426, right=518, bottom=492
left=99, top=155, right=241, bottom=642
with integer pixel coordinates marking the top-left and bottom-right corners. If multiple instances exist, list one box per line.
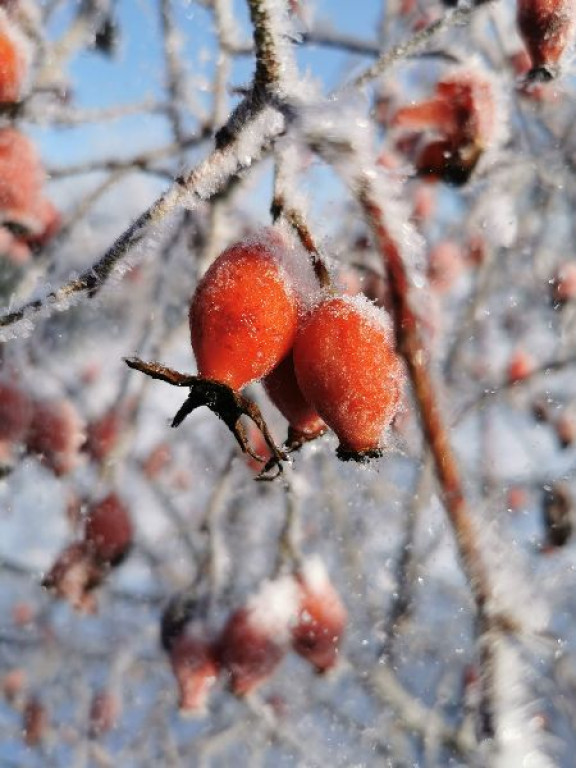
left=32, top=0, right=386, bottom=165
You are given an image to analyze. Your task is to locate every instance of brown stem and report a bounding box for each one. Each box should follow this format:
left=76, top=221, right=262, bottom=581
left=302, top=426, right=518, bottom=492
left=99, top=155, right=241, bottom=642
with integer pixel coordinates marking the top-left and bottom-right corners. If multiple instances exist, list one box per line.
left=360, top=188, right=493, bottom=619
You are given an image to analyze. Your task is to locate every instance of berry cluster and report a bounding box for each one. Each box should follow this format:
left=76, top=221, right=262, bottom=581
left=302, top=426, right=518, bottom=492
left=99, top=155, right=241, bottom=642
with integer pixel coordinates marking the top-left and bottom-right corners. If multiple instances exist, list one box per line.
left=128, top=228, right=404, bottom=471
left=162, top=559, right=347, bottom=714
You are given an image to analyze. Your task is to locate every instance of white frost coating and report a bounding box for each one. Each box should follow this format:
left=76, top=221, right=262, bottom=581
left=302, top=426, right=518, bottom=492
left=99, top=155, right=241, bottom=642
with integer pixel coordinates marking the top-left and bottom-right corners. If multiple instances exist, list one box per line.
left=254, top=0, right=317, bottom=103
left=476, top=517, right=549, bottom=634
left=299, top=554, right=330, bottom=594
left=469, top=192, right=517, bottom=249
left=487, top=637, right=556, bottom=768
left=247, top=574, right=300, bottom=638
left=295, top=97, right=427, bottom=292
left=179, top=106, right=285, bottom=208
left=257, top=220, right=320, bottom=310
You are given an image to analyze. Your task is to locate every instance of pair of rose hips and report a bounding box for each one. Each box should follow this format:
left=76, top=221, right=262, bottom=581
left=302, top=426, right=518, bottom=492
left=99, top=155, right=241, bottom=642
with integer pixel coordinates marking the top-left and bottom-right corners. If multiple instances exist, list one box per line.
left=190, top=231, right=403, bottom=459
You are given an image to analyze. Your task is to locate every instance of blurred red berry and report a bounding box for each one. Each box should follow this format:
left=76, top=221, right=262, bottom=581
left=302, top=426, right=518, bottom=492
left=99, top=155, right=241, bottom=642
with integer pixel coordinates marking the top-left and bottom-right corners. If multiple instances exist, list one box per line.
left=84, top=407, right=123, bottom=463
left=25, top=397, right=85, bottom=475
left=2, top=667, right=25, bottom=702
left=555, top=413, right=575, bottom=449
left=428, top=240, right=464, bottom=293
left=517, top=0, right=576, bottom=79
left=141, top=441, right=172, bottom=480
left=551, top=262, right=576, bottom=305
left=217, top=577, right=299, bottom=696
left=89, top=689, right=121, bottom=738
left=42, top=541, right=103, bottom=612
left=169, top=634, right=219, bottom=714
left=0, top=378, right=32, bottom=442
left=0, top=12, right=28, bottom=103
left=189, top=233, right=300, bottom=390
left=507, top=349, right=535, bottom=384
left=84, top=493, right=133, bottom=566
left=22, top=696, right=47, bottom=747
left=293, top=296, right=403, bottom=458
left=292, top=558, right=347, bottom=673
left=0, top=129, right=45, bottom=235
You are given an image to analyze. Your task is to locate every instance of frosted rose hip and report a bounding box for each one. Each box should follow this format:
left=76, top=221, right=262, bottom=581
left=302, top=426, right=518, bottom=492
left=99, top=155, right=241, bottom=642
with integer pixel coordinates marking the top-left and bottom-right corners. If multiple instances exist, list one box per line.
left=292, top=558, right=347, bottom=672
left=293, top=296, right=403, bottom=456
left=263, top=351, right=326, bottom=441
left=84, top=493, right=133, bottom=566
left=217, top=577, right=299, bottom=696
left=517, top=0, right=576, bottom=77
left=189, top=237, right=299, bottom=390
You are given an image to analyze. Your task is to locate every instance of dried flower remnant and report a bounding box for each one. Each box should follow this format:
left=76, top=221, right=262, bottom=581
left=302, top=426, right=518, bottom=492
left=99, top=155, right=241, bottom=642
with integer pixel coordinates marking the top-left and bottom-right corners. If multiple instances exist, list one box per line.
left=392, top=67, right=503, bottom=185
left=217, top=576, right=299, bottom=696
left=293, top=295, right=403, bottom=460
left=517, top=0, right=576, bottom=80
left=292, top=558, right=347, bottom=673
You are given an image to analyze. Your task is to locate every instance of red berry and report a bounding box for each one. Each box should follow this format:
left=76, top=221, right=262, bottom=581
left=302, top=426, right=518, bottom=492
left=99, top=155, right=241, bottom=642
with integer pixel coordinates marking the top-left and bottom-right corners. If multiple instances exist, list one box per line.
left=428, top=240, right=464, bottom=293
left=26, top=397, right=85, bottom=475
left=0, top=378, right=32, bottom=442
left=89, top=689, right=121, bottom=738
left=141, top=441, right=172, bottom=479
left=293, top=296, right=403, bottom=456
left=189, top=234, right=300, bottom=389
left=217, top=577, right=299, bottom=696
left=84, top=407, right=123, bottom=463
left=2, top=667, right=25, bottom=702
left=263, top=352, right=326, bottom=441
left=551, top=262, right=576, bottom=304
left=0, top=129, right=45, bottom=235
left=169, top=634, right=219, bottom=714
left=507, top=349, right=535, bottom=384
left=23, top=696, right=47, bottom=747
left=0, top=13, right=27, bottom=103
left=84, top=493, right=133, bottom=566
left=292, top=558, right=347, bottom=673
left=555, top=413, right=575, bottom=449
left=517, top=0, right=576, bottom=77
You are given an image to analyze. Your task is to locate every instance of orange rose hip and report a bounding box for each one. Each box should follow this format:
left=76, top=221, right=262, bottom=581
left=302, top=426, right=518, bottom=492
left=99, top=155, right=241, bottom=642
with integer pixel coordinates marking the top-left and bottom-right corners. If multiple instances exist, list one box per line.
left=293, top=296, right=403, bottom=458
left=189, top=237, right=299, bottom=390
